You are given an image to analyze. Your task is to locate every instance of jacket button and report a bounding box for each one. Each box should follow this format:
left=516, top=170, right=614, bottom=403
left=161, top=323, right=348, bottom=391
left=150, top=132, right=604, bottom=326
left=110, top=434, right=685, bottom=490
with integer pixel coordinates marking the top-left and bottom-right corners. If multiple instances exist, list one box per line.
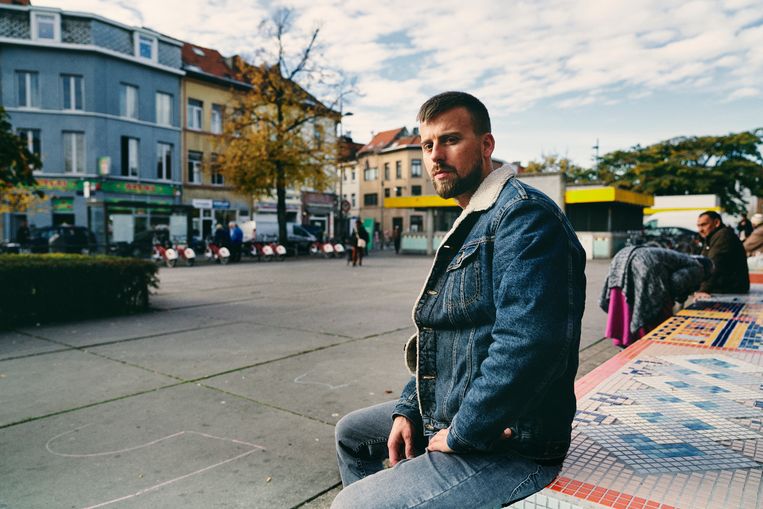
left=424, top=424, right=434, bottom=430
left=421, top=327, right=432, bottom=332
left=427, top=289, right=438, bottom=296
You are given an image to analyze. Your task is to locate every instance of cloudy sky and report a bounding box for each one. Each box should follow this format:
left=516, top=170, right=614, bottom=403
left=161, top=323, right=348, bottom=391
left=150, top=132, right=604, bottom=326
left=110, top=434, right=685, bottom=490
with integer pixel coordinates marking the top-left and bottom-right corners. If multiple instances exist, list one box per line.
left=43, top=0, right=763, bottom=166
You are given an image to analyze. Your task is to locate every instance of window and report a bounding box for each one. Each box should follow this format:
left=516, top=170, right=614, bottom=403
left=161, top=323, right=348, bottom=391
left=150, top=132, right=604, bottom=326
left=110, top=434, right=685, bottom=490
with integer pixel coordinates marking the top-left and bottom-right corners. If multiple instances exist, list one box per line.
left=351, top=169, right=356, bottom=181
left=211, top=104, right=223, bottom=134
left=63, top=132, right=86, bottom=174
left=187, top=98, right=203, bottom=130
left=384, top=162, right=390, bottom=180
left=62, top=75, right=84, bottom=110
left=188, top=150, right=202, bottom=184
left=411, top=185, right=422, bottom=196
left=156, top=143, right=172, bottom=180
left=210, top=153, right=224, bottom=185
left=351, top=193, right=356, bottom=207
left=120, top=84, right=138, bottom=119
left=410, top=215, right=423, bottom=232
left=16, top=71, right=39, bottom=108
left=156, top=92, right=172, bottom=126
left=17, top=129, right=41, bottom=156
left=384, top=188, right=390, bottom=198
left=135, top=33, right=157, bottom=61
left=363, top=193, right=378, bottom=206
left=31, top=12, right=60, bottom=41
left=364, top=167, right=378, bottom=181
left=120, top=137, right=139, bottom=177
left=395, top=186, right=403, bottom=197
left=396, top=161, right=402, bottom=178
left=411, top=159, right=422, bottom=177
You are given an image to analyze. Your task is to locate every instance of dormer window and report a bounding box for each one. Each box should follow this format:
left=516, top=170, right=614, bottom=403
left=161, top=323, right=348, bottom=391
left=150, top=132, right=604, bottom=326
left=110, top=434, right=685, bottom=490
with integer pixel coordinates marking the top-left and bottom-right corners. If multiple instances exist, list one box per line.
left=31, top=11, right=61, bottom=42
left=134, top=32, right=157, bottom=61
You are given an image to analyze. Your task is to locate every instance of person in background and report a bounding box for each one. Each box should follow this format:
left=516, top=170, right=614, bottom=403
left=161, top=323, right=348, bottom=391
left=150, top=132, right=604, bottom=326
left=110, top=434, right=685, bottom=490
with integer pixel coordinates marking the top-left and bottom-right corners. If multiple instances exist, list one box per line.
left=213, top=223, right=229, bottom=250
left=351, top=219, right=369, bottom=267
left=737, top=213, right=753, bottom=240
left=695, top=210, right=749, bottom=298
left=743, top=213, right=763, bottom=256
left=15, top=219, right=30, bottom=248
left=228, top=221, right=243, bottom=263
left=392, top=225, right=401, bottom=254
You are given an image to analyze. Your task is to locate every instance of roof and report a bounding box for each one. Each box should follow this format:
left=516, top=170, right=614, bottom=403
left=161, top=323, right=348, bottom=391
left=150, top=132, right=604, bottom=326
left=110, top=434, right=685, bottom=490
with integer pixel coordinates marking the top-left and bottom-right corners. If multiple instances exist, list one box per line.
left=181, top=43, right=237, bottom=80
left=383, top=134, right=421, bottom=151
left=358, top=128, right=407, bottom=155
left=338, top=135, right=365, bottom=163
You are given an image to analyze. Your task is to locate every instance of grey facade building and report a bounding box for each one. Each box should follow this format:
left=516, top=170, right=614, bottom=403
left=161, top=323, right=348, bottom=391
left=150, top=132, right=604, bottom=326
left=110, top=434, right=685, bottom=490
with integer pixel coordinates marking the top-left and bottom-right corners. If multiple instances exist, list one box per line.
left=1, top=3, right=185, bottom=248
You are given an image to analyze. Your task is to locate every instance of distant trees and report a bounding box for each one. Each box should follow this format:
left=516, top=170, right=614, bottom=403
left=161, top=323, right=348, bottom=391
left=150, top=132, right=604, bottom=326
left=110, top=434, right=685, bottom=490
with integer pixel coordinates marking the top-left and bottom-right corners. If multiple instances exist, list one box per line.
left=594, top=130, right=763, bottom=215
left=528, top=130, right=763, bottom=215
left=0, top=106, right=43, bottom=213
left=219, top=8, right=343, bottom=245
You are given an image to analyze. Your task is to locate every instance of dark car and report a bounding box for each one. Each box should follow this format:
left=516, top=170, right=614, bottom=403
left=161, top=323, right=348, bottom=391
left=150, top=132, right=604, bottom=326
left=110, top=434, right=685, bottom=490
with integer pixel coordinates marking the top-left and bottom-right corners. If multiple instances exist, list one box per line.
left=26, top=225, right=97, bottom=254
left=626, top=226, right=702, bottom=254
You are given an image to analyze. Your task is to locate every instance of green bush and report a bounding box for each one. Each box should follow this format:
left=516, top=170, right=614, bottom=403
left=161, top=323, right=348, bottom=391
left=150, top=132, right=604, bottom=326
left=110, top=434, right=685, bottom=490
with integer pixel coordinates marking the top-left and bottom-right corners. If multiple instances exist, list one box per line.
left=0, top=254, right=159, bottom=328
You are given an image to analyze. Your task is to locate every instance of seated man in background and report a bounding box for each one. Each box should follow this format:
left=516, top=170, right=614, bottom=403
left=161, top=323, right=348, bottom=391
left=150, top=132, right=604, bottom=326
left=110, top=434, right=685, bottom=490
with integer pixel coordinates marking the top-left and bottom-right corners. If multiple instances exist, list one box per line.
left=695, top=210, right=749, bottom=298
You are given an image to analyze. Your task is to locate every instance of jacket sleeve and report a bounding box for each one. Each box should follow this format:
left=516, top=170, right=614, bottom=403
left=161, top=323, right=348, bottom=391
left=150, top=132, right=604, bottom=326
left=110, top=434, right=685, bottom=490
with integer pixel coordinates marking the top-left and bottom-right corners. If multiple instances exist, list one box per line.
left=447, top=200, right=583, bottom=452
left=393, top=377, right=421, bottom=424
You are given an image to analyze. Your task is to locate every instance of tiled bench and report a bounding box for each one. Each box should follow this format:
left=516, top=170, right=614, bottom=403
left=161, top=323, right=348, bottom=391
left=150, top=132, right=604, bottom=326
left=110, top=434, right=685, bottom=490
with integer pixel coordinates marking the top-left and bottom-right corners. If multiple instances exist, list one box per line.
left=515, top=289, right=763, bottom=509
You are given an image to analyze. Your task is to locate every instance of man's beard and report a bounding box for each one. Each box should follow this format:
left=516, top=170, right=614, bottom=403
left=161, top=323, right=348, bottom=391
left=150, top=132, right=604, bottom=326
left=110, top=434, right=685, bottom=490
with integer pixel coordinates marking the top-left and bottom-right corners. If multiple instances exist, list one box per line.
left=432, top=160, right=483, bottom=199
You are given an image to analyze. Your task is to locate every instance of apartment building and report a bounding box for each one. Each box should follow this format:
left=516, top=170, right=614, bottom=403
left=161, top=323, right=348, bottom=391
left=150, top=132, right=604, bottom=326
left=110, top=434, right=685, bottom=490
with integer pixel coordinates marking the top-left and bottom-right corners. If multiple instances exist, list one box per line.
left=180, top=43, right=252, bottom=239
left=0, top=2, right=184, bottom=244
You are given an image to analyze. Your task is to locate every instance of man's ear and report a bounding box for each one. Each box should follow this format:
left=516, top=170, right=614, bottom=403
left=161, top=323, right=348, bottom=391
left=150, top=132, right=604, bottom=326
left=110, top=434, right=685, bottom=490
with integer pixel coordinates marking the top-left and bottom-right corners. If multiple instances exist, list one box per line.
left=482, top=133, right=495, bottom=159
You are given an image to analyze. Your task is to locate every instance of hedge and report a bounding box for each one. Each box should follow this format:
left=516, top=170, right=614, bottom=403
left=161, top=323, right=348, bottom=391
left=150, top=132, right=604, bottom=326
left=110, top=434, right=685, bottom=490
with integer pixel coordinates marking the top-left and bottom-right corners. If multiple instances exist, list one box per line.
left=0, top=254, right=159, bottom=328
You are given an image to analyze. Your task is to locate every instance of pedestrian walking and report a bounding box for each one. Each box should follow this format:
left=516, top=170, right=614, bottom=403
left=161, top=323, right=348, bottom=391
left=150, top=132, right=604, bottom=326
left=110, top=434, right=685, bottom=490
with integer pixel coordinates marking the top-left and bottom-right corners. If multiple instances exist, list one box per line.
left=351, top=220, right=369, bottom=267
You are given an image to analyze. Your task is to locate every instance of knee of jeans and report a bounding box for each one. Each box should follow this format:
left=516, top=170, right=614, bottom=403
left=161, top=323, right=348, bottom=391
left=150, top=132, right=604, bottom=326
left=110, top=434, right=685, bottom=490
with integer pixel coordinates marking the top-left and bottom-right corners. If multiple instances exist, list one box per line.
left=335, top=412, right=356, bottom=445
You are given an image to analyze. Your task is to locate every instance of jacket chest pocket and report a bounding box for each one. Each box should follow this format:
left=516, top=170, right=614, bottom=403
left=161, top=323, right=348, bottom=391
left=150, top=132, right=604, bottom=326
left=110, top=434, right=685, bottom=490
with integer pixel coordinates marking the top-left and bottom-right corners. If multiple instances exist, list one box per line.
left=442, top=241, right=483, bottom=323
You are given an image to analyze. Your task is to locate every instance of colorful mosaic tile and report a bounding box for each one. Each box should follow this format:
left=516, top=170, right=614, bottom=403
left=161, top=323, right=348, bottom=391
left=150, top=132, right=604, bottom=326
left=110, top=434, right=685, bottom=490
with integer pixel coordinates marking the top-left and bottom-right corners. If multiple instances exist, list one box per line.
left=622, top=388, right=759, bottom=419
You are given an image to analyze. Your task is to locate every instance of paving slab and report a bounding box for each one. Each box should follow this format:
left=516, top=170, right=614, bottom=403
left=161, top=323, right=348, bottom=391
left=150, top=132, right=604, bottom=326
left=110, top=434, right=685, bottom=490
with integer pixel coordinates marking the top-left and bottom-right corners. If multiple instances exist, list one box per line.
left=88, top=321, right=361, bottom=381
left=205, top=330, right=415, bottom=425
left=0, top=383, right=338, bottom=509
left=0, top=331, right=66, bottom=360
left=0, top=349, right=176, bottom=428
left=15, top=308, right=231, bottom=348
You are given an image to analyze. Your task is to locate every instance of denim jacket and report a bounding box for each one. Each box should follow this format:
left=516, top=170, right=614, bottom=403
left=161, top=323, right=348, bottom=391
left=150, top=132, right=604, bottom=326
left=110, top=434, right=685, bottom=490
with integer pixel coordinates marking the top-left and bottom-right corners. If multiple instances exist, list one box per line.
left=393, top=166, right=586, bottom=462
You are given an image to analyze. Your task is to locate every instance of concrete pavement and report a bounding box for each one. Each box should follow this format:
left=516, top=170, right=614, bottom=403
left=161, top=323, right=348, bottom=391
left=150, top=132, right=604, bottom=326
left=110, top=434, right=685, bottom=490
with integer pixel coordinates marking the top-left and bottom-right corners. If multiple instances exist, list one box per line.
left=0, top=251, right=618, bottom=508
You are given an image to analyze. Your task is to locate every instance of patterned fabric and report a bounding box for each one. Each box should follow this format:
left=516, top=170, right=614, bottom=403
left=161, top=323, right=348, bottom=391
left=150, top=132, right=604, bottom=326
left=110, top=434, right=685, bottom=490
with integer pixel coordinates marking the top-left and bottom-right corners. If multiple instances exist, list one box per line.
left=600, top=246, right=711, bottom=334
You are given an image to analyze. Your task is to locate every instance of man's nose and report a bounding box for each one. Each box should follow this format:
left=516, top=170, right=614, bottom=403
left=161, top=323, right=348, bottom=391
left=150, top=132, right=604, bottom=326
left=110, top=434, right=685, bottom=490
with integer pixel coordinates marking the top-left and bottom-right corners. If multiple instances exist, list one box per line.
left=430, top=142, right=445, bottom=164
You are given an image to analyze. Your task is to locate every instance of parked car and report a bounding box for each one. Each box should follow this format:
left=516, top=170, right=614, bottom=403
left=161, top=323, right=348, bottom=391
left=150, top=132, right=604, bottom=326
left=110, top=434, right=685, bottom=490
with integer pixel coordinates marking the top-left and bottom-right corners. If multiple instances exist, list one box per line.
left=626, top=226, right=702, bottom=254
left=255, top=222, right=317, bottom=254
left=25, top=225, right=97, bottom=254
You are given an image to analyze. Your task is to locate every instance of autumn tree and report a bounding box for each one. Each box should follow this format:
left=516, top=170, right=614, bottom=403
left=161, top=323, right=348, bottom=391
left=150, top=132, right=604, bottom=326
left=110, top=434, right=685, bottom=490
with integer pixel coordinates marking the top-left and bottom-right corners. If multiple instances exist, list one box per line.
left=0, top=106, right=43, bottom=213
left=595, top=130, right=763, bottom=215
left=220, top=8, right=345, bottom=245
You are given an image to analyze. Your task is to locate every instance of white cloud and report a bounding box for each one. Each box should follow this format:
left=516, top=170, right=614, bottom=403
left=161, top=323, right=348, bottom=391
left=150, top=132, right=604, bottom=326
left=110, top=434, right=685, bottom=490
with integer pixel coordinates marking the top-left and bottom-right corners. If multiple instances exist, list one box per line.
left=38, top=0, right=763, bottom=164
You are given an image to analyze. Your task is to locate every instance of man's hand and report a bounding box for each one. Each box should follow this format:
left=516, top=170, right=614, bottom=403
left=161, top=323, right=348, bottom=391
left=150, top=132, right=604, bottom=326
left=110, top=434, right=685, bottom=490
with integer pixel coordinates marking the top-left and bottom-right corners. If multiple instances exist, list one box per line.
left=427, top=426, right=512, bottom=454
left=426, top=428, right=453, bottom=453
left=388, top=416, right=418, bottom=466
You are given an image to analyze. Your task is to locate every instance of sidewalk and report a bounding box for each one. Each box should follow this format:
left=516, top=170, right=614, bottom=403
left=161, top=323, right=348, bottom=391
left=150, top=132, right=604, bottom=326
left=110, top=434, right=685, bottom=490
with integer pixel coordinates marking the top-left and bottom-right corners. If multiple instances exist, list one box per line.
left=0, top=252, right=618, bottom=508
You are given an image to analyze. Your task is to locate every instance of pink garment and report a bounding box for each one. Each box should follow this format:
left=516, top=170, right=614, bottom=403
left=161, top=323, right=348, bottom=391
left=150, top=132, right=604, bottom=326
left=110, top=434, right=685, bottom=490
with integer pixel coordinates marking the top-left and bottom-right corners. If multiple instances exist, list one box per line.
left=605, top=288, right=671, bottom=347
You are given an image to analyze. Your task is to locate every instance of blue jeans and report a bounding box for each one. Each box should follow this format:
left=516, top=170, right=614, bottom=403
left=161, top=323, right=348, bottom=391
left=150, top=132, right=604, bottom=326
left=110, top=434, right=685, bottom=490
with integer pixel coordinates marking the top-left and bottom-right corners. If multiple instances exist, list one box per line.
left=333, top=401, right=561, bottom=509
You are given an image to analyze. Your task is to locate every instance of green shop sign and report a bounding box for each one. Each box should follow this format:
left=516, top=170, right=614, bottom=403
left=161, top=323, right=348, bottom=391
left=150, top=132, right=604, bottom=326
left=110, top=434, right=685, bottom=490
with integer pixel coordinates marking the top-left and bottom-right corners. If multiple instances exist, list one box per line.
left=51, top=197, right=73, bottom=212
left=35, top=178, right=175, bottom=197
left=100, top=181, right=175, bottom=196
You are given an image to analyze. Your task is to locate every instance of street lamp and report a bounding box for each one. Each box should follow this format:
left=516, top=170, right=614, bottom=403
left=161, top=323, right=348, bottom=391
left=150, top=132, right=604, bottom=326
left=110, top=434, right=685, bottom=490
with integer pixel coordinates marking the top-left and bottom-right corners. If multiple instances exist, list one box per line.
left=337, top=111, right=353, bottom=240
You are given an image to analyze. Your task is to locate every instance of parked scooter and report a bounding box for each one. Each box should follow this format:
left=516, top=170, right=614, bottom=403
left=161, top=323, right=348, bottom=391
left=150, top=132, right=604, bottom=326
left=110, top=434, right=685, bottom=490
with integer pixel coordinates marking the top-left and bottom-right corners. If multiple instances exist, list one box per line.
left=331, top=239, right=345, bottom=258
left=174, top=242, right=196, bottom=266
left=205, top=241, right=230, bottom=265
left=310, top=241, right=335, bottom=258
left=153, top=239, right=178, bottom=267
left=270, top=241, right=287, bottom=261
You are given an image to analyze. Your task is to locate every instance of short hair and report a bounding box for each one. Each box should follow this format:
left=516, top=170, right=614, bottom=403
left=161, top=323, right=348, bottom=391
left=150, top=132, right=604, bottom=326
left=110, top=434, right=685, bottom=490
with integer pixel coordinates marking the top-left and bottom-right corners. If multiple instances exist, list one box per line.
left=417, top=91, right=491, bottom=135
left=699, top=210, right=723, bottom=224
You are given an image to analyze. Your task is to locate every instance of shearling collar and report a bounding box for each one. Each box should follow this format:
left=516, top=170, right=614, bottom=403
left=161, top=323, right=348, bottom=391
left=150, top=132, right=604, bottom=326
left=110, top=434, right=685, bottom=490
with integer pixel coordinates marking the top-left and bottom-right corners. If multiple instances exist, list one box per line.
left=446, top=164, right=516, bottom=235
